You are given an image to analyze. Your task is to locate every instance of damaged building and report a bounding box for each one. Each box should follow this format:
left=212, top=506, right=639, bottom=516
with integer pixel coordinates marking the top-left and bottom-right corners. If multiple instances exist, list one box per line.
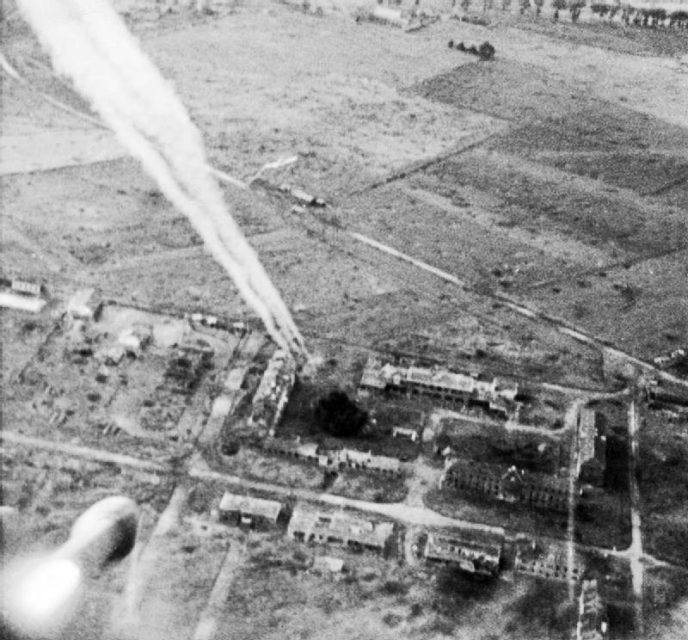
left=574, top=579, right=609, bottom=640
left=218, top=492, right=283, bottom=530
left=263, top=437, right=401, bottom=476
left=287, top=504, right=395, bottom=556
left=442, top=459, right=570, bottom=513
left=248, top=349, right=296, bottom=435
left=576, top=408, right=607, bottom=486
left=359, top=357, right=518, bottom=418
left=514, top=543, right=584, bottom=583
left=422, top=528, right=504, bottom=577
left=139, top=342, right=214, bottom=432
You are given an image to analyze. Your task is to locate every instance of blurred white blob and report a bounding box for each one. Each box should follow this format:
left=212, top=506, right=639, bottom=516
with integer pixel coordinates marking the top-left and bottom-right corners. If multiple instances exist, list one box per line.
left=3, top=557, right=82, bottom=638
left=1, top=496, right=139, bottom=639
left=15, top=0, right=306, bottom=359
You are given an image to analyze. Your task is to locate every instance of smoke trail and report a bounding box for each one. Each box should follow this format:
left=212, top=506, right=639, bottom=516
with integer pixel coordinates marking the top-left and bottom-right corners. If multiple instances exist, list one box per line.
left=16, top=0, right=306, bottom=358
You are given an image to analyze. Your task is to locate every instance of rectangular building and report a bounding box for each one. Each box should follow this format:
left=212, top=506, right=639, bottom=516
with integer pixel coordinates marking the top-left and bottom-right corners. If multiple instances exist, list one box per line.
left=515, top=543, right=584, bottom=583
left=358, top=357, right=517, bottom=418
left=422, top=528, right=503, bottom=577
left=219, top=492, right=282, bottom=530
left=442, top=459, right=569, bottom=513
left=249, top=350, right=296, bottom=435
left=287, top=505, right=395, bottom=556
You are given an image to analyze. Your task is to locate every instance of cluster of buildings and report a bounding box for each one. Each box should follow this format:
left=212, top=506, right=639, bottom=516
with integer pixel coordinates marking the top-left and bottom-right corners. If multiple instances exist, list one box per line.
left=217, top=491, right=505, bottom=578
left=248, top=350, right=296, bottom=435
left=358, top=356, right=519, bottom=418
left=439, top=404, right=608, bottom=515
left=263, top=436, right=401, bottom=477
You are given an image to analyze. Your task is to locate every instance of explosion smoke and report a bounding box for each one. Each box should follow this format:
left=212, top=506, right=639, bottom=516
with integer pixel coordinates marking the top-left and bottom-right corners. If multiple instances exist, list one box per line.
left=16, top=0, right=306, bottom=359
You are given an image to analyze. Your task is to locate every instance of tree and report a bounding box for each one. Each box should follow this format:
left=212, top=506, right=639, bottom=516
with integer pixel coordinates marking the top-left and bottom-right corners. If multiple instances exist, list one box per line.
left=314, top=390, right=368, bottom=438
left=569, top=0, right=585, bottom=22
left=552, top=0, right=567, bottom=21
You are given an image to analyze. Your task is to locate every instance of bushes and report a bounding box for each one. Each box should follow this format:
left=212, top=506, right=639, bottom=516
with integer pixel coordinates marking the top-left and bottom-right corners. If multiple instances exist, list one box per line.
left=314, top=390, right=368, bottom=438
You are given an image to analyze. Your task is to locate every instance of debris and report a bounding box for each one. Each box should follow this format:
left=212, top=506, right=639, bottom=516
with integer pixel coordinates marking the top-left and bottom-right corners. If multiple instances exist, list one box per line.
left=249, top=350, right=296, bottom=435
left=312, top=556, right=345, bottom=574
left=448, top=40, right=496, bottom=61
left=101, top=345, right=125, bottom=366
left=67, top=288, right=101, bottom=320
left=117, top=323, right=153, bottom=357
left=279, top=184, right=326, bottom=207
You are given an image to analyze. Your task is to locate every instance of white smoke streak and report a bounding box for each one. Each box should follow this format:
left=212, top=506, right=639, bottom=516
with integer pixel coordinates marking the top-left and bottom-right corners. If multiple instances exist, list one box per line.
left=16, top=0, right=306, bottom=358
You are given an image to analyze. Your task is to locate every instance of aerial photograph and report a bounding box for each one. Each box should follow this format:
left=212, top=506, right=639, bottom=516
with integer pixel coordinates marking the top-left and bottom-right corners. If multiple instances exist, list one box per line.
left=1, top=0, right=687, bottom=638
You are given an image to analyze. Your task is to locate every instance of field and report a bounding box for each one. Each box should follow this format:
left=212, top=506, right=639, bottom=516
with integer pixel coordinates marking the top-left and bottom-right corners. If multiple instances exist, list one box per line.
left=2, top=0, right=688, bottom=638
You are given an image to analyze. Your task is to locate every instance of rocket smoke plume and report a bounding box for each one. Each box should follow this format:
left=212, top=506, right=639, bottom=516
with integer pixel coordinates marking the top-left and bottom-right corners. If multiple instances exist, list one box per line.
left=16, top=0, right=306, bottom=359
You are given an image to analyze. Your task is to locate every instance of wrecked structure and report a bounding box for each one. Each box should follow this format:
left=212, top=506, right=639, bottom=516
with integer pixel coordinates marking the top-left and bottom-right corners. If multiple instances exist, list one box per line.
left=218, top=492, right=282, bottom=530
left=140, top=342, right=214, bottom=432
left=577, top=408, right=607, bottom=486
left=514, top=543, right=583, bottom=583
left=248, top=350, right=296, bottom=435
left=288, top=504, right=395, bottom=556
left=263, top=437, right=402, bottom=476
left=422, top=528, right=503, bottom=577
left=359, top=357, right=518, bottom=418
left=442, top=459, right=570, bottom=513
left=574, top=579, right=609, bottom=640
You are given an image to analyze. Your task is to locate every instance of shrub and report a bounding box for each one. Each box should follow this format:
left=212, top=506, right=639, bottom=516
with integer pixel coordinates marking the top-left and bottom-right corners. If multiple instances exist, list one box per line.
left=314, top=390, right=368, bottom=438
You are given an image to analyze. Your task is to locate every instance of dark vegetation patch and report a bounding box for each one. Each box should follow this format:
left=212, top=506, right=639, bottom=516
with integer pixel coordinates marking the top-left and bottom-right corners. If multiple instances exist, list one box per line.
left=514, top=16, right=688, bottom=57
left=639, top=413, right=688, bottom=566
left=490, top=106, right=688, bottom=156
left=431, top=565, right=503, bottom=621
left=505, top=579, right=576, bottom=637
left=314, top=390, right=368, bottom=438
left=548, top=153, right=688, bottom=197
left=422, top=150, right=687, bottom=257
left=412, top=60, right=595, bottom=122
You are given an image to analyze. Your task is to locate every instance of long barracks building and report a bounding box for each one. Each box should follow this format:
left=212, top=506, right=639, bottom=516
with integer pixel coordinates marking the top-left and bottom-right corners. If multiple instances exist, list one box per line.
left=359, top=357, right=518, bottom=417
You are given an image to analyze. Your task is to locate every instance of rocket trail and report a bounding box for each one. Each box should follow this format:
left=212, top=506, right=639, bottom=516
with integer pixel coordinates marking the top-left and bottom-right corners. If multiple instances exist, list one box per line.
left=16, top=0, right=306, bottom=359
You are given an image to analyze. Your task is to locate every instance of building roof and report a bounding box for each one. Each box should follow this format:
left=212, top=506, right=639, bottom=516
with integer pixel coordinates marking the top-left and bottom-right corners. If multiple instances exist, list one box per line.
left=288, top=505, right=394, bottom=547
left=425, top=529, right=503, bottom=563
left=252, top=350, right=296, bottom=404
left=359, top=357, right=518, bottom=402
left=219, top=492, right=282, bottom=521
left=446, top=458, right=568, bottom=493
